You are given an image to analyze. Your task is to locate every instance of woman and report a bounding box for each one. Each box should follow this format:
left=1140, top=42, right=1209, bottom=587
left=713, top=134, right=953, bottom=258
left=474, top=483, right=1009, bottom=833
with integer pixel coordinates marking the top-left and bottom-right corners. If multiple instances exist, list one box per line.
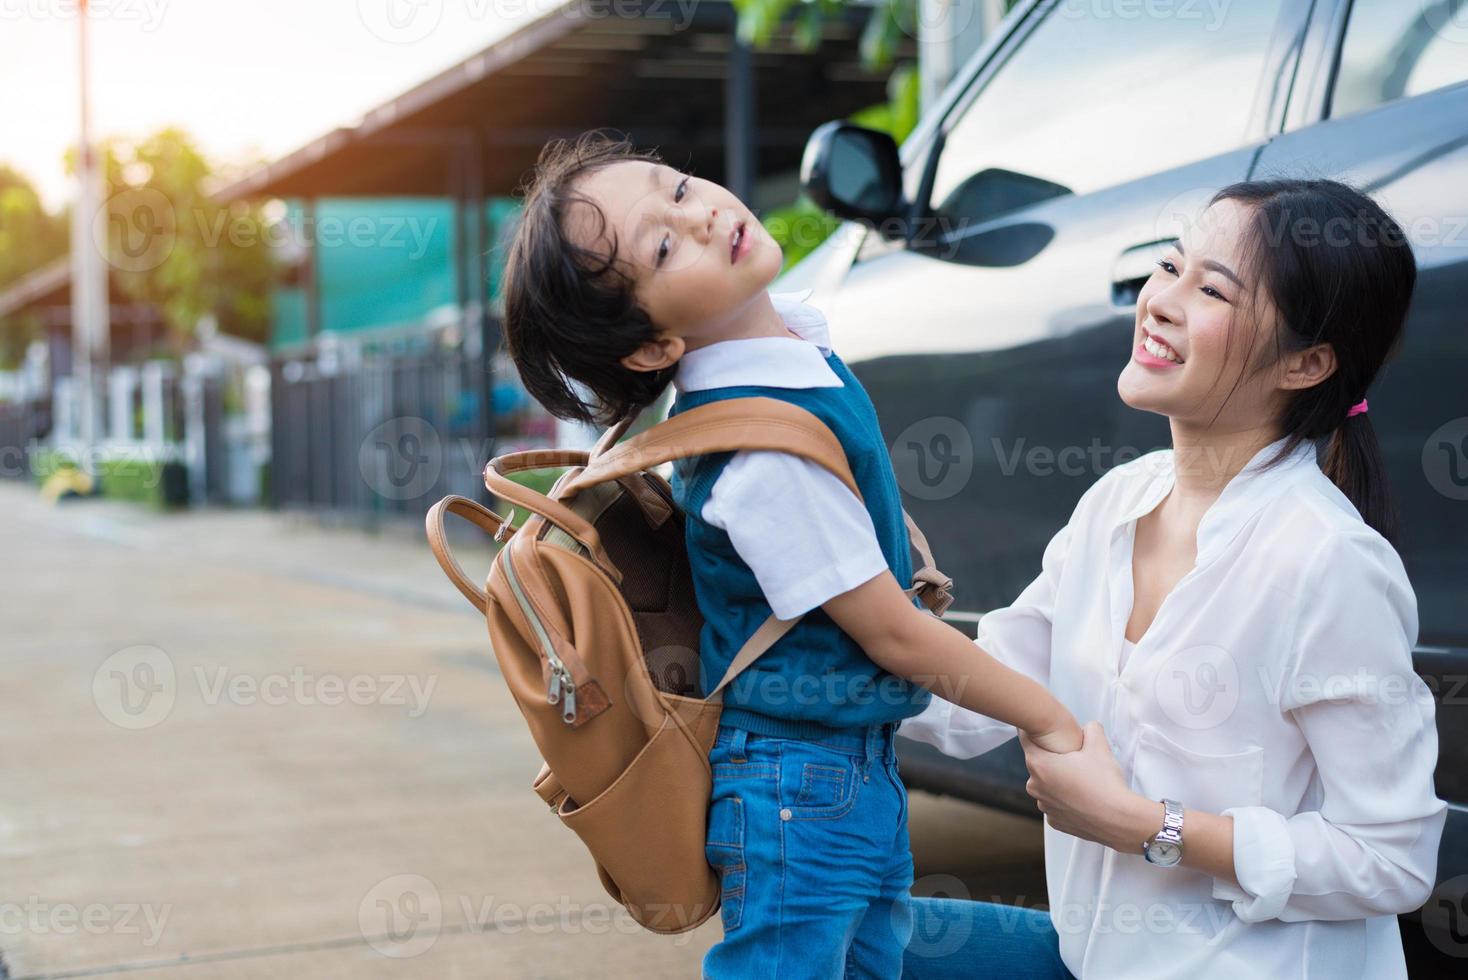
left=899, top=179, right=1446, bottom=979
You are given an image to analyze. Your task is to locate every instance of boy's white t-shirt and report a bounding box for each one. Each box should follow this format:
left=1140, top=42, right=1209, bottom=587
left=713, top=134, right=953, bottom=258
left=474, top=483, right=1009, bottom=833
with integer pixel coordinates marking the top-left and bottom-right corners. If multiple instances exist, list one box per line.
left=672, top=289, right=889, bottom=621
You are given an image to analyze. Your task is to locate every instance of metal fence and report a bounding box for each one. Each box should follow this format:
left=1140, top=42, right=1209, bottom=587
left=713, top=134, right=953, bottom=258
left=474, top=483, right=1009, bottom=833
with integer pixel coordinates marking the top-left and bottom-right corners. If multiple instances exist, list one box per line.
left=268, top=344, right=495, bottom=527
left=0, top=399, right=48, bottom=482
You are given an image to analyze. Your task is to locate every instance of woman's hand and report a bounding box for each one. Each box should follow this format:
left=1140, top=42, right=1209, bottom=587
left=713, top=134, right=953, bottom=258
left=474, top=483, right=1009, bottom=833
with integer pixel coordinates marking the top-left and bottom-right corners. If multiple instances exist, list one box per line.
left=1019, top=721, right=1161, bottom=853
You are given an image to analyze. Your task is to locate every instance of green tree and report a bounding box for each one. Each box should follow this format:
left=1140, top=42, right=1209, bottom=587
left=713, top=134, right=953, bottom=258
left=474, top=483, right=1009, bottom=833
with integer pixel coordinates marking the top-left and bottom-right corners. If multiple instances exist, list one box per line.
left=0, top=166, right=70, bottom=368
left=66, top=127, right=276, bottom=355
left=740, top=0, right=1020, bottom=269
left=0, top=164, right=68, bottom=290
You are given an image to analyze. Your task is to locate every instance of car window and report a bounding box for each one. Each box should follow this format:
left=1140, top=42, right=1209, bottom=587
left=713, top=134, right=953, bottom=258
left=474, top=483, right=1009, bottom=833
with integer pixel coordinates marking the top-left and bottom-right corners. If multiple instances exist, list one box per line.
left=926, top=1, right=1283, bottom=230
left=1331, top=0, right=1468, bottom=119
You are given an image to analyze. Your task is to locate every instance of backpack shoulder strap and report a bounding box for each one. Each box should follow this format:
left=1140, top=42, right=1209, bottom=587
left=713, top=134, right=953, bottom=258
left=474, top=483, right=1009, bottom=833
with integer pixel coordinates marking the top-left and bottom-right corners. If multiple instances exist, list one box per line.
left=559, top=397, right=861, bottom=500
left=565, top=398, right=956, bottom=699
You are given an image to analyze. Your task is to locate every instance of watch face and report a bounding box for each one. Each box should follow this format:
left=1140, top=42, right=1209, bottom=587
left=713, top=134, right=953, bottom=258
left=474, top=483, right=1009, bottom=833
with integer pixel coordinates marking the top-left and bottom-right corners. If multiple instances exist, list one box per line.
left=1146, top=840, right=1182, bottom=867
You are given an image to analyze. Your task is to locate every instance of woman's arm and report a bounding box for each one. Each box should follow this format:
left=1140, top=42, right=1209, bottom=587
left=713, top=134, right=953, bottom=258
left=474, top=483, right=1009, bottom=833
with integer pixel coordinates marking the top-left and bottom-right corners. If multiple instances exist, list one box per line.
left=1208, top=531, right=1445, bottom=921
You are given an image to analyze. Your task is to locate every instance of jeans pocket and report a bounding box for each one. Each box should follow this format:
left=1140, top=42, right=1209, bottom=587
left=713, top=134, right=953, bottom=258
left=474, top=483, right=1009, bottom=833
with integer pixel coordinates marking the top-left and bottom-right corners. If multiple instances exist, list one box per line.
left=706, top=795, right=745, bottom=932
left=784, top=753, right=861, bottom=820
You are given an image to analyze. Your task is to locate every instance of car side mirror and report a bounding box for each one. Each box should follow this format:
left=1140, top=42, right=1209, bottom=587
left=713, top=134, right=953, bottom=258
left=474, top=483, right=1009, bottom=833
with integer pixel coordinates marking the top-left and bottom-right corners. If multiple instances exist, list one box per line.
left=800, top=122, right=905, bottom=234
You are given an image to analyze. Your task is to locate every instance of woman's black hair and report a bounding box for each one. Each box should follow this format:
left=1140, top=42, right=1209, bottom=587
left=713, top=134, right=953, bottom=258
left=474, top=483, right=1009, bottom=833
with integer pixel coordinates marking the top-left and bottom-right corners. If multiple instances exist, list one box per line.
left=501, top=130, right=675, bottom=425
left=1209, top=178, right=1415, bottom=544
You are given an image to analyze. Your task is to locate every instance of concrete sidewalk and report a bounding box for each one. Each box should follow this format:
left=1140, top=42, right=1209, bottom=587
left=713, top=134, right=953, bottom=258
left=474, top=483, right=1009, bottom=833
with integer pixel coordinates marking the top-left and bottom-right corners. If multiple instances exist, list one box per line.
left=0, top=481, right=1042, bottom=977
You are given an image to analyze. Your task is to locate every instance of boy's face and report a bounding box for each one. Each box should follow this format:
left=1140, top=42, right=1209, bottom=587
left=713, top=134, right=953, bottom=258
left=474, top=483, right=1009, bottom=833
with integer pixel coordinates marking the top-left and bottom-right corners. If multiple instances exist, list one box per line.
left=567, top=161, right=784, bottom=352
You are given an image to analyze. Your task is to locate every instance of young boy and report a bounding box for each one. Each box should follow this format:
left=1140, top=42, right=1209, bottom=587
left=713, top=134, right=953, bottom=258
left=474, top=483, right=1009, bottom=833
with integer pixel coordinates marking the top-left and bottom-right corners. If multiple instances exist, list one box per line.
left=502, top=132, right=1081, bottom=977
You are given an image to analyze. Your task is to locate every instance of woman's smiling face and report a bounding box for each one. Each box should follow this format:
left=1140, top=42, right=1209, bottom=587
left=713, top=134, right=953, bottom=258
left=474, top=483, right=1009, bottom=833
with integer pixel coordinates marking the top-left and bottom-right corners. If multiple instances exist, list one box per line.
left=566, top=161, right=784, bottom=343
left=1118, top=198, right=1291, bottom=431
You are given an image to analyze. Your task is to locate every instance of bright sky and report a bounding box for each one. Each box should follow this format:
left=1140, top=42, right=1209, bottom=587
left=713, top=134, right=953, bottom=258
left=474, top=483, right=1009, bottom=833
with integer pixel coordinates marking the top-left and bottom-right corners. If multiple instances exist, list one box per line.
left=0, top=0, right=563, bottom=210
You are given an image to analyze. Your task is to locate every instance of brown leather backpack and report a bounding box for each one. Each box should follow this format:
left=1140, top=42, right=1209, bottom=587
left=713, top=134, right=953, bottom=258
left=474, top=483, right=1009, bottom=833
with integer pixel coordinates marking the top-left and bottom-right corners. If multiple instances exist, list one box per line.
left=425, top=397, right=953, bottom=934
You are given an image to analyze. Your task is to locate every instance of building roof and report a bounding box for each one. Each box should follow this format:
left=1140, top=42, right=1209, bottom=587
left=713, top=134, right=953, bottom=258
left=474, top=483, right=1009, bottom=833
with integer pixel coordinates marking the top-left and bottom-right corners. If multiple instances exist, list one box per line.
left=0, top=257, right=70, bottom=320
left=215, top=0, right=905, bottom=200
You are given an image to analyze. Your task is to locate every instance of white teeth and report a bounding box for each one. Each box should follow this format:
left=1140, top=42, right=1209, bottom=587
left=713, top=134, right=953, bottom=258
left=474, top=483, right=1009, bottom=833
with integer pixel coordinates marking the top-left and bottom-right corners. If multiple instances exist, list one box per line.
left=1144, top=336, right=1182, bottom=363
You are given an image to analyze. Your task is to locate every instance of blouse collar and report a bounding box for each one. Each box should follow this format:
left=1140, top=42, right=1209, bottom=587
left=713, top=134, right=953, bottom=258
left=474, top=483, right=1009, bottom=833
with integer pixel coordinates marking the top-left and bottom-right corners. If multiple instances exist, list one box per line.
left=1114, top=436, right=1321, bottom=564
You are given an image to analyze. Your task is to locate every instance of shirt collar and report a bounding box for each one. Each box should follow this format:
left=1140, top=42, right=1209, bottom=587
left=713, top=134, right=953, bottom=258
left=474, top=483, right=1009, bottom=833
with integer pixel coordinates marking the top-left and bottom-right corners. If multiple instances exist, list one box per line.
left=1117, top=436, right=1321, bottom=563
left=672, top=288, right=843, bottom=394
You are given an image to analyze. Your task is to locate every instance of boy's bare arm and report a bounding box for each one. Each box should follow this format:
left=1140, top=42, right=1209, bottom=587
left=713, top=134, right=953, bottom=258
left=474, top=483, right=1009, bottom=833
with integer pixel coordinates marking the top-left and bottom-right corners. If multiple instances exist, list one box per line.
left=822, top=570, right=1083, bottom=754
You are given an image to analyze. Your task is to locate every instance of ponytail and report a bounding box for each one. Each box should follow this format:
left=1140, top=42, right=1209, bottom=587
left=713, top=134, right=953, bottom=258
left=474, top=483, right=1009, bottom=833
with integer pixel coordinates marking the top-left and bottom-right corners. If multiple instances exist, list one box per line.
left=1212, top=179, right=1415, bottom=547
left=1322, top=411, right=1400, bottom=545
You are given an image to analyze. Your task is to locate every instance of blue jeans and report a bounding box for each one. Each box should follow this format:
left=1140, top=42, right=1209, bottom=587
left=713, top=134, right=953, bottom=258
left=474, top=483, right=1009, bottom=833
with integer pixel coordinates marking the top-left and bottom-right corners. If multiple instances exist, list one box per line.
left=703, top=721, right=913, bottom=979
left=902, top=898, right=1074, bottom=979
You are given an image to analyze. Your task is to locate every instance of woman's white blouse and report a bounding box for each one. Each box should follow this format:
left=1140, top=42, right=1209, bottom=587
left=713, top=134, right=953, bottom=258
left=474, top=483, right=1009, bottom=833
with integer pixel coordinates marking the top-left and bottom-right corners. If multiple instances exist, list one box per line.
left=899, top=437, right=1446, bottom=979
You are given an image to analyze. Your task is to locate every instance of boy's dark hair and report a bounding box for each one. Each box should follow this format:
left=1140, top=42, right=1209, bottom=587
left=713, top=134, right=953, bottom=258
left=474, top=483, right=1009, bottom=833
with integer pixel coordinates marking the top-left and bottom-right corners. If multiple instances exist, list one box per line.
left=502, top=130, right=676, bottom=426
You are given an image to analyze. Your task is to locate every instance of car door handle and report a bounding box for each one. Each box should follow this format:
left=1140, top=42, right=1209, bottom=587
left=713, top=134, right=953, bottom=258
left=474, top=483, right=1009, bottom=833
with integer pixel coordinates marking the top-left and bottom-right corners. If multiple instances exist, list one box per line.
left=1111, top=240, right=1174, bottom=309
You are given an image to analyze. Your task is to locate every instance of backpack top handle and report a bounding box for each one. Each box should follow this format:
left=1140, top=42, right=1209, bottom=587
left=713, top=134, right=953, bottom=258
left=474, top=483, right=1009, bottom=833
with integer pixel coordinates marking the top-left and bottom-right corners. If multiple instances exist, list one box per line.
left=481, top=449, right=622, bottom=584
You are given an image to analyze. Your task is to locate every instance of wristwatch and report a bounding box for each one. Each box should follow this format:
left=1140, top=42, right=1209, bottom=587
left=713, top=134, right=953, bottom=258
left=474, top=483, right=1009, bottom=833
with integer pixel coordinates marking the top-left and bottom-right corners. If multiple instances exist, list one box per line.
left=1142, top=799, right=1185, bottom=867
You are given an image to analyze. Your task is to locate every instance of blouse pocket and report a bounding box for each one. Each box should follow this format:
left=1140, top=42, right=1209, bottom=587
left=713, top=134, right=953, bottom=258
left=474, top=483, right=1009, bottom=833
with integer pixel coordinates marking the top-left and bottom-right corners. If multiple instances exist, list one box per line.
left=1129, top=724, right=1265, bottom=817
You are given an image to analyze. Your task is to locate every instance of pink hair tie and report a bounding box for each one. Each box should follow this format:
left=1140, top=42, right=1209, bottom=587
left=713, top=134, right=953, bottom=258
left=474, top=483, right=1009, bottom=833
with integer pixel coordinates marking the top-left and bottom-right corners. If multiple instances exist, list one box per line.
left=1346, top=398, right=1369, bottom=418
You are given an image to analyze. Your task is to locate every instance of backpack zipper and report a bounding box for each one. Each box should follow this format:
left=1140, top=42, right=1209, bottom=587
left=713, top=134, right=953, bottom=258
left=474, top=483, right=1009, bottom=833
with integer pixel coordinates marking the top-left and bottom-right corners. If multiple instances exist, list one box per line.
left=500, top=552, right=577, bottom=725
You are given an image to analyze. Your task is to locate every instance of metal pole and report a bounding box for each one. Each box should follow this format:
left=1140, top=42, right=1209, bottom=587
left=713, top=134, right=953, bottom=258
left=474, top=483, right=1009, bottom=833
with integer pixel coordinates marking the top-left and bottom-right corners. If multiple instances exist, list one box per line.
left=69, top=0, right=111, bottom=454
left=724, top=35, right=755, bottom=206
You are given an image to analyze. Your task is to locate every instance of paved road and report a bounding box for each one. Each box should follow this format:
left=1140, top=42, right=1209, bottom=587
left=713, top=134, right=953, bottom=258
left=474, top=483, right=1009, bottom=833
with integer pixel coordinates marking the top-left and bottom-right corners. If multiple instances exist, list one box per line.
left=0, top=482, right=1043, bottom=978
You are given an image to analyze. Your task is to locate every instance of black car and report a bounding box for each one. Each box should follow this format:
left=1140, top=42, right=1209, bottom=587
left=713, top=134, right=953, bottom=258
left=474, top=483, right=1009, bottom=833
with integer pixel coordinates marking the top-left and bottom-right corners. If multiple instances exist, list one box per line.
left=782, top=0, right=1467, bottom=964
